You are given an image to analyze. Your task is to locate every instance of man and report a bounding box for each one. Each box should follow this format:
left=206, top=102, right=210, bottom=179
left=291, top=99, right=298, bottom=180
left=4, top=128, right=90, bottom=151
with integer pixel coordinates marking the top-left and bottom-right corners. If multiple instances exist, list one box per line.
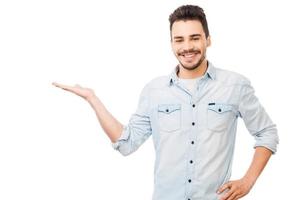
left=52, top=5, right=279, bottom=200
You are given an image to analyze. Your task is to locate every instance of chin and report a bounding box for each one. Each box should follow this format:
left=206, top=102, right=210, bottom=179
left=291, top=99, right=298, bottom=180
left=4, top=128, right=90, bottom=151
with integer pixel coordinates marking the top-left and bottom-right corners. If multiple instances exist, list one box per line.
left=181, top=61, right=201, bottom=70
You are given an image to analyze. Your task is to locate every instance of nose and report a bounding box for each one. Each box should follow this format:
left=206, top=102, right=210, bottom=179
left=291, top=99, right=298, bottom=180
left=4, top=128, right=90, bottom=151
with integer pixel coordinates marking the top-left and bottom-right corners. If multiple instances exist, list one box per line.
left=182, top=41, right=193, bottom=51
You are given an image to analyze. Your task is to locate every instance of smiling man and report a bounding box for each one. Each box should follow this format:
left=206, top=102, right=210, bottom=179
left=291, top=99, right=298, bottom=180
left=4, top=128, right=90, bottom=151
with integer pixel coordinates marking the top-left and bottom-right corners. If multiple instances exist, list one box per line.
left=53, top=5, right=279, bottom=200
left=172, top=20, right=210, bottom=76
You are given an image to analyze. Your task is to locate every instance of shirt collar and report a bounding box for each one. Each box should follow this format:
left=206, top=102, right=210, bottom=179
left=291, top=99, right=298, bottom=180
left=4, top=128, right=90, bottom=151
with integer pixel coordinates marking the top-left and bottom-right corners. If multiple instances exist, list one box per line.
left=168, top=60, right=216, bottom=86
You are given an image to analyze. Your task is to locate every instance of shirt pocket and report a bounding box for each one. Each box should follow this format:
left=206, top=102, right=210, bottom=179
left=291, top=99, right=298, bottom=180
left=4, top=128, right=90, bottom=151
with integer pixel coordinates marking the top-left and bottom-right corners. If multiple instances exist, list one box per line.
left=207, top=103, right=237, bottom=132
left=158, top=104, right=181, bottom=132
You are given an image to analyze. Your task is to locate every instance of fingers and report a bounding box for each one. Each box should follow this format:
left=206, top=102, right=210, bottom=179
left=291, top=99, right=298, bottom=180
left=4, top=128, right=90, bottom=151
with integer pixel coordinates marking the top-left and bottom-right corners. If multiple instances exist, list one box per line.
left=52, top=82, right=91, bottom=99
left=219, top=183, right=245, bottom=200
left=226, top=191, right=239, bottom=200
left=52, top=82, right=77, bottom=91
left=218, top=181, right=232, bottom=194
left=52, top=82, right=67, bottom=89
left=218, top=179, right=251, bottom=200
left=220, top=189, right=234, bottom=200
left=233, top=194, right=243, bottom=200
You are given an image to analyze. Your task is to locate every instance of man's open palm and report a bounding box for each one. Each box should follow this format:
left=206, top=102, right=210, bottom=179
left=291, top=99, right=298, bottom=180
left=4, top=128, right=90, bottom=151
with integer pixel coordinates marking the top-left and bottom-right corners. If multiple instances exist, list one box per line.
left=52, top=82, right=95, bottom=100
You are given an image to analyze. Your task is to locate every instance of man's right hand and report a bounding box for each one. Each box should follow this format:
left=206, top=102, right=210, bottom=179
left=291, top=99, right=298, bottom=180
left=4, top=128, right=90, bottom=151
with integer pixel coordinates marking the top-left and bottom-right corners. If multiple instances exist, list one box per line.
left=52, top=81, right=124, bottom=143
left=52, top=82, right=95, bottom=101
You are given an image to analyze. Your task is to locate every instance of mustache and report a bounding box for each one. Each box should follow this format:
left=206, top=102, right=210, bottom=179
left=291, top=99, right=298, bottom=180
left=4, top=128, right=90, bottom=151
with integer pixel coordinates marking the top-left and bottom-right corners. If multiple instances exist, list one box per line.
left=178, top=49, right=201, bottom=56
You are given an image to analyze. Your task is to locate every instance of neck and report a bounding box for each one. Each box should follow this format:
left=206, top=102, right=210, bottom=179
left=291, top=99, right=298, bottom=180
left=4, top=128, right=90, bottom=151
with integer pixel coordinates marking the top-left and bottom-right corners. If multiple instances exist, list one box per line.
left=177, top=59, right=208, bottom=79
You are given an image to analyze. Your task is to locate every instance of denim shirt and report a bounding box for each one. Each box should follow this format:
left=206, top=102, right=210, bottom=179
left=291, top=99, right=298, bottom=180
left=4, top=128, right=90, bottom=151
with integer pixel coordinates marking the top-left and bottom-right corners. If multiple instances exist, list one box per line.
left=111, top=61, right=279, bottom=200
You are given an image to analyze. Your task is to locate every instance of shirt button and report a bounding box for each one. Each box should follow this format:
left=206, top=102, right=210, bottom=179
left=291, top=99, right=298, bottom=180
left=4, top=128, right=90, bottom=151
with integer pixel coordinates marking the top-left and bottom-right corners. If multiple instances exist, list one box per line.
left=218, top=108, right=222, bottom=112
left=188, top=179, right=192, bottom=183
left=166, top=109, right=169, bottom=112
left=190, top=160, right=193, bottom=164
left=191, top=141, right=194, bottom=144
left=192, top=104, right=195, bottom=108
left=192, top=122, right=195, bottom=126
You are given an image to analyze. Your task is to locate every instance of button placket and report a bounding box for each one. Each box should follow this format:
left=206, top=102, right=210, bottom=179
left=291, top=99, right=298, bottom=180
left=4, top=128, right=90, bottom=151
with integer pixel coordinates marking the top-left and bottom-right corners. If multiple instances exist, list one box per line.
left=187, top=102, right=197, bottom=196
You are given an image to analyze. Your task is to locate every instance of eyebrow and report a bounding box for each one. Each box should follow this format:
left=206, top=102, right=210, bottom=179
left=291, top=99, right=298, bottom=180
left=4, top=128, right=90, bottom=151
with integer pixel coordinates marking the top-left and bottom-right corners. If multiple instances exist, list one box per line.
left=190, top=34, right=201, bottom=37
left=173, top=34, right=202, bottom=39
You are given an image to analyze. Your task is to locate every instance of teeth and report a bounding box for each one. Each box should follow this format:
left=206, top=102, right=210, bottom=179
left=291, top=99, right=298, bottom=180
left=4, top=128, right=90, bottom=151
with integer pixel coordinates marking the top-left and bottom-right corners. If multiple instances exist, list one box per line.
left=184, top=53, right=195, bottom=58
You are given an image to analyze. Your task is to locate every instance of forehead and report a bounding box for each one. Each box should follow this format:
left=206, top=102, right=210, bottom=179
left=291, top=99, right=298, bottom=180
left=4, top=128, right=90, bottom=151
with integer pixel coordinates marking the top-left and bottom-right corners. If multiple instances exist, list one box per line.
left=171, top=20, right=205, bottom=37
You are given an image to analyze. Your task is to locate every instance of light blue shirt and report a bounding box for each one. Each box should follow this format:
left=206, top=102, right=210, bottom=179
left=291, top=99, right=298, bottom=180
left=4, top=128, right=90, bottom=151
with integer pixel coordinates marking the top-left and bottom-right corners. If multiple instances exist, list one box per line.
left=111, top=61, right=279, bottom=200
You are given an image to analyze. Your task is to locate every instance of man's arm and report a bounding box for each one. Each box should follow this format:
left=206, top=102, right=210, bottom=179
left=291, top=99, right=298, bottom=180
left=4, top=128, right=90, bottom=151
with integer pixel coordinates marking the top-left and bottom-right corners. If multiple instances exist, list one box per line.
left=218, top=78, right=279, bottom=200
left=241, top=146, right=272, bottom=187
left=52, top=82, right=123, bottom=143
left=52, top=82, right=152, bottom=156
left=217, top=146, right=272, bottom=200
left=87, top=94, right=123, bottom=143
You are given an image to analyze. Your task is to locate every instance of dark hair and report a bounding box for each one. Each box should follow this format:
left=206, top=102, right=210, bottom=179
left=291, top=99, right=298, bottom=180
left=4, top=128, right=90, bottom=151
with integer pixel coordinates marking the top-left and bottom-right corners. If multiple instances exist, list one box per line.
left=169, top=5, right=210, bottom=38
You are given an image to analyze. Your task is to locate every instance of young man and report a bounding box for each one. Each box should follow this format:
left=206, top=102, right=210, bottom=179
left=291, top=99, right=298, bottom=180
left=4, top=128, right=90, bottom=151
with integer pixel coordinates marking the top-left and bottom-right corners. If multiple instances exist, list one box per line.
left=53, top=5, right=279, bottom=200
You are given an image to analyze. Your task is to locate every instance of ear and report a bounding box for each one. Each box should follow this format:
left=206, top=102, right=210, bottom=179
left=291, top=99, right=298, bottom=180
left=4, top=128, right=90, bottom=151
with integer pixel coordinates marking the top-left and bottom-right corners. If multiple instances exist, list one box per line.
left=206, top=36, right=211, bottom=47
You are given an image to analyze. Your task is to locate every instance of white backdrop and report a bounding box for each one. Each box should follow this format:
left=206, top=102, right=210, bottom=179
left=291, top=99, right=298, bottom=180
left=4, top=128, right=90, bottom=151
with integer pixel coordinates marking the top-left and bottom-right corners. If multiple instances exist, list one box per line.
left=0, top=0, right=299, bottom=199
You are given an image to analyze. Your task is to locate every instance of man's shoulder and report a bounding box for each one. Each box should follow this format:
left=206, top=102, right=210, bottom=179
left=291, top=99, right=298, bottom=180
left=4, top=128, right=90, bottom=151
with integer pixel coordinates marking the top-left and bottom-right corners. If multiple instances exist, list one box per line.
left=214, top=66, right=250, bottom=86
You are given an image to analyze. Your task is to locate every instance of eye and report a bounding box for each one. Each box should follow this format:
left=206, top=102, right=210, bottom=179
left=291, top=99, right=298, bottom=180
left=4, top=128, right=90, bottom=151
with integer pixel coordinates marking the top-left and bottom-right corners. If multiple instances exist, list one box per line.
left=192, top=37, right=200, bottom=41
left=175, top=39, right=183, bottom=42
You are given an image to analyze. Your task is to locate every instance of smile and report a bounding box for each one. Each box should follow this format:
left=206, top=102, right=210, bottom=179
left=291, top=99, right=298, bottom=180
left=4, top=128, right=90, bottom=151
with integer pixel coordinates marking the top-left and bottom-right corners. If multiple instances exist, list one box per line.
left=182, top=52, right=197, bottom=58
left=179, top=52, right=199, bottom=61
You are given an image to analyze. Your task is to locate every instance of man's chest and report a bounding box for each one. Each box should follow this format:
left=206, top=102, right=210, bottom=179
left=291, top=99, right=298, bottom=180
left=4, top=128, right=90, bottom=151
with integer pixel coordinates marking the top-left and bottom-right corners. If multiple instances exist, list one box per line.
left=148, top=83, right=241, bottom=137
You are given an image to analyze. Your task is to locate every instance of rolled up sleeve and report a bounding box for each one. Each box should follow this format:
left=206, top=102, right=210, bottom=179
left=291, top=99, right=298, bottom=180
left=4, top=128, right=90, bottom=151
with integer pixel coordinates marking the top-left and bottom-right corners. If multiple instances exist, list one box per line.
left=238, top=79, right=279, bottom=154
left=111, top=84, right=152, bottom=156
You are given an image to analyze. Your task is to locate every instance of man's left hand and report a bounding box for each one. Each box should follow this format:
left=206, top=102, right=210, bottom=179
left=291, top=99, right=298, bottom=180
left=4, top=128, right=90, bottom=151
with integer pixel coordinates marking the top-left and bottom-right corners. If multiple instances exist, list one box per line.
left=217, top=177, right=254, bottom=200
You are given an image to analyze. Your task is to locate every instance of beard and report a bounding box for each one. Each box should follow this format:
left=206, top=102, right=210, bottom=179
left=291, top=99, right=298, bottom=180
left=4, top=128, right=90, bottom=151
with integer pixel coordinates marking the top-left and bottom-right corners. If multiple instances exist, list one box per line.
left=177, top=48, right=206, bottom=71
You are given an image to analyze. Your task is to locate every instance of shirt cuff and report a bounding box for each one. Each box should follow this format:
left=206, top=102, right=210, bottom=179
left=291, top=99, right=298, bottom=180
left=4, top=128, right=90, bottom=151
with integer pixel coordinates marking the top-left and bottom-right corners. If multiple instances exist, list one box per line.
left=253, top=143, right=277, bottom=154
left=111, top=126, right=130, bottom=150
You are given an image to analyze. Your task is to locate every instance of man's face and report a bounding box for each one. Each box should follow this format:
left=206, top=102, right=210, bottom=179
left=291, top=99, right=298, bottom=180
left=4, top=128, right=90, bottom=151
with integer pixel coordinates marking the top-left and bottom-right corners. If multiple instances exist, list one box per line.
left=171, top=20, right=211, bottom=70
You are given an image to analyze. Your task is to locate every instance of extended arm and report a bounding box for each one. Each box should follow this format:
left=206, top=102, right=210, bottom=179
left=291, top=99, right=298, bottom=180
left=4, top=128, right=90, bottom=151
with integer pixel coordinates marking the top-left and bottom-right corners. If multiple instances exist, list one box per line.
left=52, top=82, right=152, bottom=156
left=52, top=82, right=122, bottom=143
left=87, top=94, right=123, bottom=143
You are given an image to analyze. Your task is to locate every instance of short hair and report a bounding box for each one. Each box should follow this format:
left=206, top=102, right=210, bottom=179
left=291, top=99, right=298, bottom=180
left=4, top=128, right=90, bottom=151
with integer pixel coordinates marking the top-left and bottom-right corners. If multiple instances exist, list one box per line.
left=169, top=5, right=210, bottom=38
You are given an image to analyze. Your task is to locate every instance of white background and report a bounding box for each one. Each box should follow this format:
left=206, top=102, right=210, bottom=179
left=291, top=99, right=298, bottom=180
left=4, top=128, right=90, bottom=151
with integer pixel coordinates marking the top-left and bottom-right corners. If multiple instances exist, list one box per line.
left=0, top=0, right=299, bottom=199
